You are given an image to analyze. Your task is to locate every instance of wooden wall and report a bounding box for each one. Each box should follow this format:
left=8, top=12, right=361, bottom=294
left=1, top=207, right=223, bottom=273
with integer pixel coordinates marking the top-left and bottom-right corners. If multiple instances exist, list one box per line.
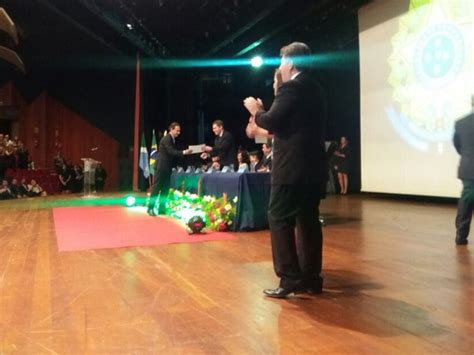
left=4, top=86, right=121, bottom=190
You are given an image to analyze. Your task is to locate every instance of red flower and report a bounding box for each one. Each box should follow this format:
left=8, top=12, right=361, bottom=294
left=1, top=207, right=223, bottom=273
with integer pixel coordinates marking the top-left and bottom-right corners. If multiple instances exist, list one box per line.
left=219, top=222, right=227, bottom=231
left=220, top=208, right=226, bottom=214
left=208, top=212, right=216, bottom=222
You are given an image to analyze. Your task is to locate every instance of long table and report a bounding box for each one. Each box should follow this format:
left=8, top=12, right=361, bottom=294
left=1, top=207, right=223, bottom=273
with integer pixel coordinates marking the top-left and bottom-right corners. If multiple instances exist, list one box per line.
left=170, top=172, right=271, bottom=231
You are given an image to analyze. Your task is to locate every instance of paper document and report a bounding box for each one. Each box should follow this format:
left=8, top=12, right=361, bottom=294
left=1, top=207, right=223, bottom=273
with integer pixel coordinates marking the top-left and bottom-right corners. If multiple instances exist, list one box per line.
left=188, top=144, right=205, bottom=154
left=255, top=135, right=267, bottom=144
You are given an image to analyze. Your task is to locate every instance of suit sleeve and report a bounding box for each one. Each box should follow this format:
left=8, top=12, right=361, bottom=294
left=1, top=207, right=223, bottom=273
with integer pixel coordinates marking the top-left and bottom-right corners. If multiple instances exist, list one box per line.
left=453, top=126, right=461, bottom=154
left=161, top=137, right=183, bottom=157
left=255, top=82, right=297, bottom=132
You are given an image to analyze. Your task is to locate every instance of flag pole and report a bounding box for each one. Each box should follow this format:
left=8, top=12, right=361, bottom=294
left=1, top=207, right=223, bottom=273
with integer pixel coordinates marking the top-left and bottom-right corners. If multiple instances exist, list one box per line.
left=132, top=53, right=141, bottom=192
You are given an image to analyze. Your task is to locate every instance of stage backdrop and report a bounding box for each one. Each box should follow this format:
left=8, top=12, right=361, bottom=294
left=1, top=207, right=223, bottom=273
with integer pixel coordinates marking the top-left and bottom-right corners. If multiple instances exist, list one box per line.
left=359, top=0, right=473, bottom=197
left=18, top=91, right=119, bottom=190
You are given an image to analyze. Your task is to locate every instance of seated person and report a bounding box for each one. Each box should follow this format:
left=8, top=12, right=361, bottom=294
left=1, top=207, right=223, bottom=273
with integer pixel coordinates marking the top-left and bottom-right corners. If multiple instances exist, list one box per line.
left=18, top=178, right=29, bottom=196
left=258, top=142, right=273, bottom=172
left=210, top=161, right=221, bottom=171
left=249, top=151, right=262, bottom=172
left=28, top=179, right=47, bottom=197
left=10, top=178, right=24, bottom=198
left=0, top=179, right=14, bottom=200
left=237, top=150, right=250, bottom=172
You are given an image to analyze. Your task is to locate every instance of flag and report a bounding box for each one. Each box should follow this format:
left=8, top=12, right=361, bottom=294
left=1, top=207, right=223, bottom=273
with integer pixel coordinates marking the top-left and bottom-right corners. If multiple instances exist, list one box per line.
left=149, top=129, right=158, bottom=175
left=139, top=132, right=150, bottom=178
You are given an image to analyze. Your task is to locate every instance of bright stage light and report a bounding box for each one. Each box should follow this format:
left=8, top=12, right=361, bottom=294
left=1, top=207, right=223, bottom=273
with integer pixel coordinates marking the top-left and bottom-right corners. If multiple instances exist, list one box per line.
left=250, top=56, right=263, bottom=68
left=125, top=196, right=136, bottom=207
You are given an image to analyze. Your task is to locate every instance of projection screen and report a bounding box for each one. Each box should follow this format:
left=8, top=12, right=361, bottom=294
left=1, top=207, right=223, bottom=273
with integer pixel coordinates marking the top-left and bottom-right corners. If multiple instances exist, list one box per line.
left=359, top=0, right=474, bottom=197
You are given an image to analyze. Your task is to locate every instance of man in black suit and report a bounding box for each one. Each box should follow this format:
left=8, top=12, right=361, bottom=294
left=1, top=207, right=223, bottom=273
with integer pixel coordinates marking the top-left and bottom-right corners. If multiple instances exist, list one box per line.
left=453, top=96, right=474, bottom=245
left=201, top=120, right=236, bottom=169
left=244, top=42, right=327, bottom=298
left=258, top=141, right=273, bottom=172
left=147, top=122, right=192, bottom=216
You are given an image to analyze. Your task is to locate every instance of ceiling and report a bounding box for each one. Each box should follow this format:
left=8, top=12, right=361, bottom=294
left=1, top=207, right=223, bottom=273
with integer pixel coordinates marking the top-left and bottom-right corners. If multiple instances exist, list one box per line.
left=2, top=0, right=368, bottom=73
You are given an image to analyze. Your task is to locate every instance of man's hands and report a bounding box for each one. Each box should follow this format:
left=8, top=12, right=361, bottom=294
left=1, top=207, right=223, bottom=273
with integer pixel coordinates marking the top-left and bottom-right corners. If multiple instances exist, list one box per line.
left=183, top=149, right=193, bottom=155
left=246, top=116, right=258, bottom=138
left=243, top=97, right=264, bottom=116
left=200, top=145, right=213, bottom=160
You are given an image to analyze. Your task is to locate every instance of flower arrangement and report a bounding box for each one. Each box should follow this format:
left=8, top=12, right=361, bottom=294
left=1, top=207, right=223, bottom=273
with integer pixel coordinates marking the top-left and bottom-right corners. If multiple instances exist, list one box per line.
left=166, top=189, right=237, bottom=231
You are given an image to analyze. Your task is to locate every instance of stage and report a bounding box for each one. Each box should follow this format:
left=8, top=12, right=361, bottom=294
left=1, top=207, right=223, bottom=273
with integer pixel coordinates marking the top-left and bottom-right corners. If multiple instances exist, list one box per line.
left=0, top=193, right=472, bottom=353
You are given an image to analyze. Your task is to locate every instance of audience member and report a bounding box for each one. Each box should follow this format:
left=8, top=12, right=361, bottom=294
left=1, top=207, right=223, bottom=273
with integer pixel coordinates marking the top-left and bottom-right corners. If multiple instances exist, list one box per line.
left=59, top=164, right=72, bottom=193
left=28, top=179, right=47, bottom=197
left=249, top=151, right=261, bottom=172
left=0, top=179, right=14, bottom=200
left=10, top=178, right=24, bottom=198
left=95, top=163, right=107, bottom=192
left=258, top=141, right=273, bottom=172
left=53, top=152, right=65, bottom=174
left=18, top=178, right=29, bottom=197
left=334, top=136, right=350, bottom=194
left=72, top=165, right=84, bottom=193
left=237, top=150, right=250, bottom=171
left=16, top=142, right=29, bottom=169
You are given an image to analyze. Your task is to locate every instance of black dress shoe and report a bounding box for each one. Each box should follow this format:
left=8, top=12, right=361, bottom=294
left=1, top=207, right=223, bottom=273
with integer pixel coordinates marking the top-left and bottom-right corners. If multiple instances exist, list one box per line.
left=263, top=285, right=305, bottom=298
left=306, top=283, right=323, bottom=294
left=147, top=207, right=156, bottom=216
left=455, top=237, right=468, bottom=245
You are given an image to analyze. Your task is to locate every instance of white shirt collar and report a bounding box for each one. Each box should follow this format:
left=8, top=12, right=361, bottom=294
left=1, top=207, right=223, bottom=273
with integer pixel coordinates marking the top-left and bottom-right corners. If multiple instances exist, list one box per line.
left=291, top=71, right=301, bottom=80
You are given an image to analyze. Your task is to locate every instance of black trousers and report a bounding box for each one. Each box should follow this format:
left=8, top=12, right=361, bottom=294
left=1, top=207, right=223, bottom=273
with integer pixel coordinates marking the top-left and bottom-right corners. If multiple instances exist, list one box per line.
left=268, top=184, right=323, bottom=289
left=148, top=173, right=171, bottom=214
left=455, top=179, right=474, bottom=241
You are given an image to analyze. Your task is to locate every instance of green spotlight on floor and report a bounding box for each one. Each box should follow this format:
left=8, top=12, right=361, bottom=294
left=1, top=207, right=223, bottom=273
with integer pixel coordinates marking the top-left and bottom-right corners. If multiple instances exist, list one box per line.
left=250, top=56, right=263, bottom=68
left=125, top=196, right=136, bottom=207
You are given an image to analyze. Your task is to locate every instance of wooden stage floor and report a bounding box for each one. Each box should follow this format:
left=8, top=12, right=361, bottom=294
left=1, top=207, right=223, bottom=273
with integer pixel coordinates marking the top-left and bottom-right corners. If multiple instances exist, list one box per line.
left=0, top=194, right=472, bottom=354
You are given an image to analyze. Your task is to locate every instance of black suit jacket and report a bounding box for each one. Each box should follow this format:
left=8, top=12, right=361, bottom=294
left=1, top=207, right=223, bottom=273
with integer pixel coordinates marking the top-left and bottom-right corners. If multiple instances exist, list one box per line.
left=155, top=134, right=183, bottom=177
left=255, top=72, right=326, bottom=185
left=260, top=154, right=272, bottom=171
left=454, top=112, right=474, bottom=180
left=212, top=130, right=236, bottom=167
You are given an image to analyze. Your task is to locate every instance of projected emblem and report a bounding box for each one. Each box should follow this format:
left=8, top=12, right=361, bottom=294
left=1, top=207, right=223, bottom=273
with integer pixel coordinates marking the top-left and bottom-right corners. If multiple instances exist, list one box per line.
left=414, top=24, right=464, bottom=88
left=386, top=1, right=472, bottom=152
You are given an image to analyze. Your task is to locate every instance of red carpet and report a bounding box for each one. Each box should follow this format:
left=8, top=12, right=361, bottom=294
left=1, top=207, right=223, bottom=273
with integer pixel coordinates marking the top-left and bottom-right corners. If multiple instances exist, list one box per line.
left=53, top=206, right=236, bottom=252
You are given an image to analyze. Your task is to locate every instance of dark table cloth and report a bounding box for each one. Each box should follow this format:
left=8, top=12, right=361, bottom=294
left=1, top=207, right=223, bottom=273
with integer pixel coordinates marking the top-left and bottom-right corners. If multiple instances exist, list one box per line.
left=170, top=171, right=271, bottom=231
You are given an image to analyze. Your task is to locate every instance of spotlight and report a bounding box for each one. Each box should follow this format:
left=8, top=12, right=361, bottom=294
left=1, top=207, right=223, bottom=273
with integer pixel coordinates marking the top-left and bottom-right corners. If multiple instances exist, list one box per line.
left=126, top=23, right=133, bottom=30
left=250, top=56, right=263, bottom=68
left=125, top=196, right=136, bottom=207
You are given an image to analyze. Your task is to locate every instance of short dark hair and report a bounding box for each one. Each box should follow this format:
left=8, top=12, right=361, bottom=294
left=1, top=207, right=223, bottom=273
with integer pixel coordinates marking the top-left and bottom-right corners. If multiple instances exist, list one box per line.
left=168, top=122, right=180, bottom=131
left=280, top=42, right=311, bottom=70
left=212, top=120, right=224, bottom=128
left=249, top=151, right=259, bottom=158
left=263, top=140, right=273, bottom=149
